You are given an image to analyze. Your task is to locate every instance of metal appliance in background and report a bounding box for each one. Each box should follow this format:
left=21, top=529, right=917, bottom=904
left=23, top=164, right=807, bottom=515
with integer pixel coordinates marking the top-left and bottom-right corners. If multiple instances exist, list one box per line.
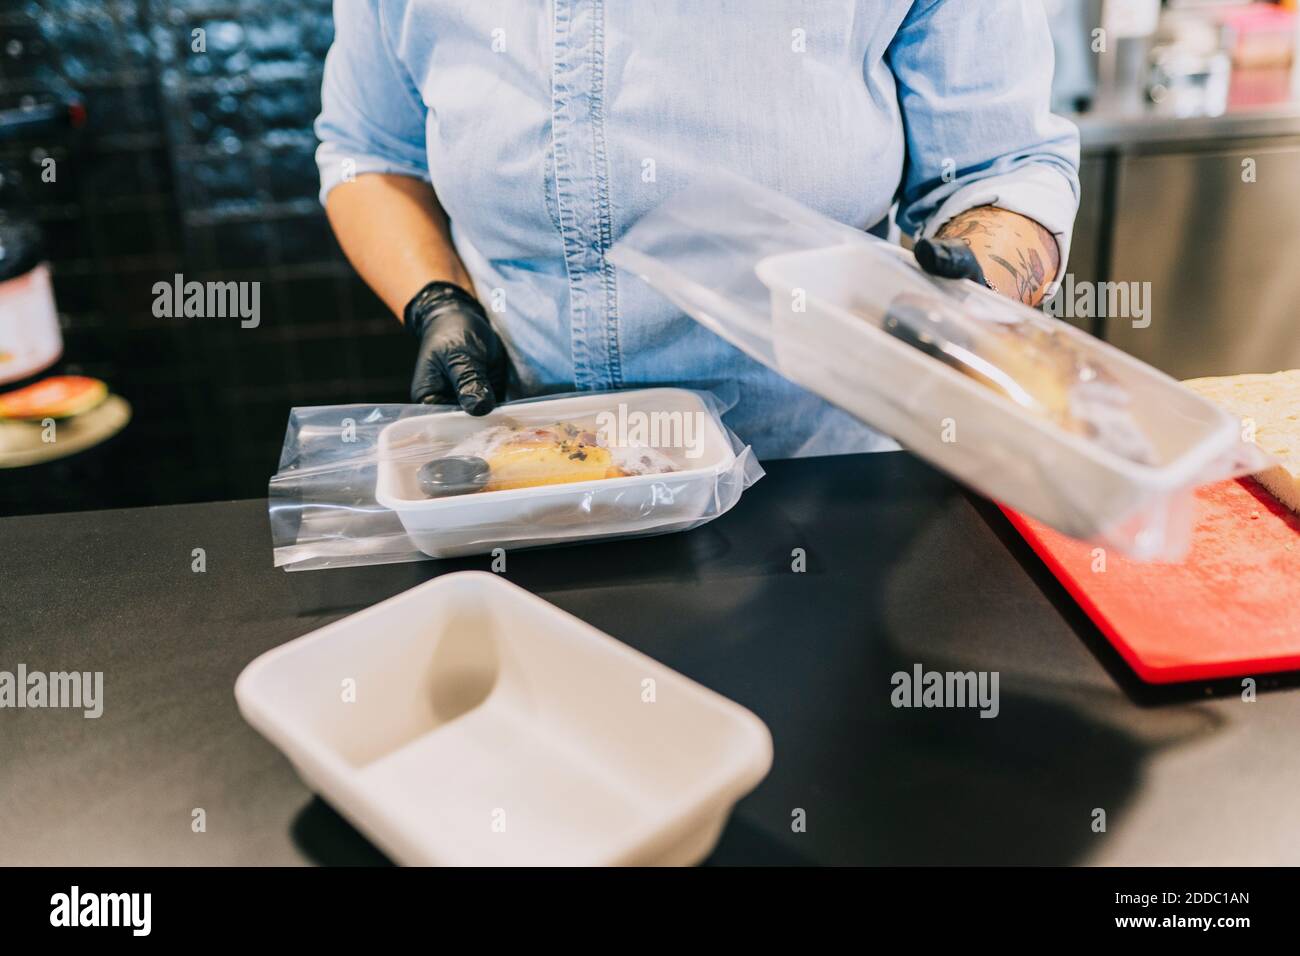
left=1094, top=0, right=1163, bottom=113
left=1045, top=0, right=1104, bottom=113
left=1048, top=0, right=1243, bottom=118
left=1065, top=0, right=1300, bottom=381
left=1103, top=132, right=1300, bottom=380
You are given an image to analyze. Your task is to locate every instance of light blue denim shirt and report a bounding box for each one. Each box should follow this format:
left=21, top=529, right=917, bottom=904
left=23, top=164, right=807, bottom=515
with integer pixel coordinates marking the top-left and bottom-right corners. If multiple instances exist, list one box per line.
left=317, top=0, right=1080, bottom=459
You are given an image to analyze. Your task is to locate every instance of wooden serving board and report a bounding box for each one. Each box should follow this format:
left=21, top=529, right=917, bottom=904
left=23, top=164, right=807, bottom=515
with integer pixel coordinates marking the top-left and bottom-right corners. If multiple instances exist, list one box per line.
left=1002, top=478, right=1300, bottom=684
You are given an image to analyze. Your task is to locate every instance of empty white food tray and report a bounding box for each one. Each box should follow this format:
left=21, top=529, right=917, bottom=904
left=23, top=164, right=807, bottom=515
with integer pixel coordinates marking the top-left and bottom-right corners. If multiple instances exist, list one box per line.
left=235, top=571, right=773, bottom=865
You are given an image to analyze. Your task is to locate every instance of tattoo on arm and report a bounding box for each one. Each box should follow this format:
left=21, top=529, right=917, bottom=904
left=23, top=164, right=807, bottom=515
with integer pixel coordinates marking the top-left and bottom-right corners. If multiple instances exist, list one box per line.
left=936, top=205, right=1061, bottom=307
left=990, top=250, right=1046, bottom=305
left=937, top=209, right=997, bottom=243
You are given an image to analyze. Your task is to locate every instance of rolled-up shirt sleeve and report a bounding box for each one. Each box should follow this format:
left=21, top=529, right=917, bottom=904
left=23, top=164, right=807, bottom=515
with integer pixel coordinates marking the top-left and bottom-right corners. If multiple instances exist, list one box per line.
left=887, top=0, right=1081, bottom=280
left=315, top=0, right=430, bottom=205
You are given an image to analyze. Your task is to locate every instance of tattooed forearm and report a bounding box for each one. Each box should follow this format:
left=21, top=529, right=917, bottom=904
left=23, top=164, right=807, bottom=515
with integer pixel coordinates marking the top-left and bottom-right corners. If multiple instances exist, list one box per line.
left=990, top=249, right=1047, bottom=305
left=936, top=206, right=1061, bottom=307
left=936, top=209, right=997, bottom=243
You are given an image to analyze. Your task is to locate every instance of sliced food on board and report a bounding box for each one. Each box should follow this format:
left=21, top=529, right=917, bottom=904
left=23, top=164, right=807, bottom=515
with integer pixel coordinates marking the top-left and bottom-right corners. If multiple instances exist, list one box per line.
left=1184, top=369, right=1300, bottom=514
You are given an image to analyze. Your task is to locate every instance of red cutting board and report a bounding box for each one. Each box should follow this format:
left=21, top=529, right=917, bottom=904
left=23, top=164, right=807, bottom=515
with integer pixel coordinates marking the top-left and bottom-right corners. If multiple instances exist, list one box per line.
left=1002, top=478, right=1300, bottom=684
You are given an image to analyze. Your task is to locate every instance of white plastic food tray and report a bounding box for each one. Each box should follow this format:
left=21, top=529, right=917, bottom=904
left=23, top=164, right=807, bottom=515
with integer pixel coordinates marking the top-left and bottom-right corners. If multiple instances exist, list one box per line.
left=235, top=571, right=773, bottom=866
left=756, top=244, right=1243, bottom=547
left=374, top=388, right=737, bottom=559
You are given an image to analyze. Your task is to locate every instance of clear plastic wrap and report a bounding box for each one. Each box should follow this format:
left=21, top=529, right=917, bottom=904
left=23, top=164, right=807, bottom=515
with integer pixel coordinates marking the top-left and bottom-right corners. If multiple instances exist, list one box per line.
left=269, top=388, right=763, bottom=571
left=609, top=174, right=1273, bottom=561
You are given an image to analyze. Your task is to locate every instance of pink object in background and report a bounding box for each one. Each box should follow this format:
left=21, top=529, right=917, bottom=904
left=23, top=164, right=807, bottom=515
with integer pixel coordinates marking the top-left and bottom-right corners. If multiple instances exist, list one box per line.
left=0, top=263, right=62, bottom=386
left=1218, top=2, right=1297, bottom=68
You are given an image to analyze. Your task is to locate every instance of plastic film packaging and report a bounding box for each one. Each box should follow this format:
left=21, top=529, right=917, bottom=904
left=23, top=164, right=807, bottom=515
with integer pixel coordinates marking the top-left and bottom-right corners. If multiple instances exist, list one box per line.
left=269, top=388, right=763, bottom=571
left=609, top=174, right=1273, bottom=561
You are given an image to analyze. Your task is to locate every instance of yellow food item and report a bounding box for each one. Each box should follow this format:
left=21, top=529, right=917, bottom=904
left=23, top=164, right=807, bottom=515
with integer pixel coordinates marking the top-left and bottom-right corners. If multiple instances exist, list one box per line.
left=878, top=294, right=1156, bottom=463
left=483, top=424, right=626, bottom=492
left=1184, top=369, right=1300, bottom=513
left=882, top=294, right=1078, bottom=430
left=965, top=322, right=1077, bottom=428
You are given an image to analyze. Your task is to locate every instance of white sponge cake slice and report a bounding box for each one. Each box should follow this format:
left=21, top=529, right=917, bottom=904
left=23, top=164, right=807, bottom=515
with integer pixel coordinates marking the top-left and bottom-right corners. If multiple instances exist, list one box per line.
left=1183, top=369, right=1300, bottom=513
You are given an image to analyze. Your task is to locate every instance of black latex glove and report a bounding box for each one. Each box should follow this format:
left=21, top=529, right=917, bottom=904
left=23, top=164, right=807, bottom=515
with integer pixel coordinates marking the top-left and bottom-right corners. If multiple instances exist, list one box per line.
left=913, top=237, right=992, bottom=289
left=405, top=281, right=508, bottom=415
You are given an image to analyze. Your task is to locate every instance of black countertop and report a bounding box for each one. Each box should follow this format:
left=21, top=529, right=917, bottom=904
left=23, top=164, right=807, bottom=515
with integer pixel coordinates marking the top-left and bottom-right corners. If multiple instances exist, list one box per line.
left=3, top=451, right=1298, bottom=866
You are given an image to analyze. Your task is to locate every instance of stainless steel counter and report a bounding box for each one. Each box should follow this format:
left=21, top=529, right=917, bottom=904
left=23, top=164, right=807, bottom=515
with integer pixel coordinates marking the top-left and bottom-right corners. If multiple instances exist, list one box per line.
left=1066, top=84, right=1300, bottom=381
left=1076, top=103, right=1300, bottom=150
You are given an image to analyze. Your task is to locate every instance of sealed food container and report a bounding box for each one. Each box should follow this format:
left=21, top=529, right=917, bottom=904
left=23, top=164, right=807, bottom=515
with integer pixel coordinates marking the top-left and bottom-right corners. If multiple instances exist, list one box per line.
left=610, top=173, right=1271, bottom=560
left=234, top=571, right=774, bottom=866
left=269, top=387, right=762, bottom=570
left=375, top=388, right=742, bottom=559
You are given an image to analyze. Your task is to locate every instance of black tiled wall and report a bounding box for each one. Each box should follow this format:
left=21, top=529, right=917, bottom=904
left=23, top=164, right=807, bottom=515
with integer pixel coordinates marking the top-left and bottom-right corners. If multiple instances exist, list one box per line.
left=0, top=0, right=412, bottom=515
